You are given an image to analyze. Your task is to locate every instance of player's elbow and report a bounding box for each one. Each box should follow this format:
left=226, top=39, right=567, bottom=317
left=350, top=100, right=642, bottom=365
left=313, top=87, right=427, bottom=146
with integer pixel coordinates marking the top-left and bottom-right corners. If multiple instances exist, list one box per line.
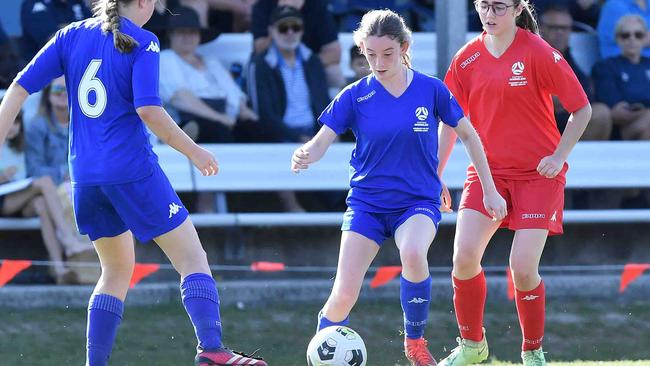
left=136, top=106, right=161, bottom=123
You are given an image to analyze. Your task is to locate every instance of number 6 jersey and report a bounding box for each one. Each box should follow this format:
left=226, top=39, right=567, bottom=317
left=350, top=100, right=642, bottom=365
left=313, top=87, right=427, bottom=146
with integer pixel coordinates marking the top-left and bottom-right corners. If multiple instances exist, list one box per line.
left=16, top=17, right=162, bottom=186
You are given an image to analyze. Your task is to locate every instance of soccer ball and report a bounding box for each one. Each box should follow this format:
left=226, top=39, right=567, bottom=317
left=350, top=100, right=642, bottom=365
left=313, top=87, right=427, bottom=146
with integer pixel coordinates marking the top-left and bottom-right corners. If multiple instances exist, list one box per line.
left=306, top=326, right=367, bottom=366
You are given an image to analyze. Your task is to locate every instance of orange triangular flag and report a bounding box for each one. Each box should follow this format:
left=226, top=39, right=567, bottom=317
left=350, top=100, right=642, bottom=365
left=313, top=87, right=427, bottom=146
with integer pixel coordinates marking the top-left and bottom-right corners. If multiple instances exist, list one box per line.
left=506, top=267, right=515, bottom=301
left=0, top=260, right=32, bottom=287
left=619, top=263, right=650, bottom=293
left=129, top=263, right=160, bottom=288
left=370, top=266, right=402, bottom=288
left=251, top=261, right=286, bottom=272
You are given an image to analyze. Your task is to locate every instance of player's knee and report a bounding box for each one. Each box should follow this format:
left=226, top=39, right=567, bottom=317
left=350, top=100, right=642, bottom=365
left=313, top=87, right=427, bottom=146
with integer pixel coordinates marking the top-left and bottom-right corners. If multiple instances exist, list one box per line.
left=453, top=250, right=481, bottom=272
left=399, top=244, right=427, bottom=268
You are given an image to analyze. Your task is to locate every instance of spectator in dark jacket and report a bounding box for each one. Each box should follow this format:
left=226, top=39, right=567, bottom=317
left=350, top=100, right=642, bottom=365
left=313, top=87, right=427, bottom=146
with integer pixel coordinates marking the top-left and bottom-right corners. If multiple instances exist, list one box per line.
left=247, top=5, right=330, bottom=143
left=20, top=0, right=92, bottom=60
left=247, top=5, right=330, bottom=211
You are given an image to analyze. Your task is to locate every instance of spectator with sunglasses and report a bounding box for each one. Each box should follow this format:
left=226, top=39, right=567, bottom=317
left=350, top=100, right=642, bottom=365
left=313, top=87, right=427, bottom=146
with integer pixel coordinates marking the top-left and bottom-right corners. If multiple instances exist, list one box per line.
left=247, top=5, right=330, bottom=212
left=592, top=14, right=650, bottom=141
left=252, top=0, right=344, bottom=87
left=597, top=0, right=650, bottom=58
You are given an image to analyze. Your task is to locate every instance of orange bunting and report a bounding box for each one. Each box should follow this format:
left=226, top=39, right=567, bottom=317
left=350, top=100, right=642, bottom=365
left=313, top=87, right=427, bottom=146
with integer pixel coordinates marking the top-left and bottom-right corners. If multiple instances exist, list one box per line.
left=129, top=263, right=160, bottom=288
left=506, top=267, right=515, bottom=301
left=0, top=260, right=32, bottom=287
left=619, top=263, right=650, bottom=293
left=250, top=261, right=286, bottom=272
left=370, top=266, right=402, bottom=288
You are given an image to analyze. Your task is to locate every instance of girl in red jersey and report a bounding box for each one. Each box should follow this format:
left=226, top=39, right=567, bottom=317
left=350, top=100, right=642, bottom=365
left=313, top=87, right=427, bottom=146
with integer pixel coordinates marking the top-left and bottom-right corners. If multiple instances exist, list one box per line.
left=438, top=1, right=592, bottom=365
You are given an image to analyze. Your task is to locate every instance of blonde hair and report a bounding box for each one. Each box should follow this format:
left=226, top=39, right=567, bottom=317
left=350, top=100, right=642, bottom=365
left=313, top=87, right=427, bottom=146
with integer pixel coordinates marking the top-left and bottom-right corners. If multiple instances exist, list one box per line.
left=615, top=14, right=648, bottom=35
left=352, top=9, right=412, bottom=67
left=93, top=0, right=139, bottom=53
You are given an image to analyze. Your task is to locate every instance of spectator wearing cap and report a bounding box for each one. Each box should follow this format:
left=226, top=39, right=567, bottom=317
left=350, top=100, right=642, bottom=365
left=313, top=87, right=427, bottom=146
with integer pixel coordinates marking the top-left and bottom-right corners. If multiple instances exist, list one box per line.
left=247, top=5, right=330, bottom=212
left=252, top=0, right=344, bottom=87
left=159, top=6, right=258, bottom=144
left=540, top=5, right=612, bottom=140
left=20, top=0, right=92, bottom=60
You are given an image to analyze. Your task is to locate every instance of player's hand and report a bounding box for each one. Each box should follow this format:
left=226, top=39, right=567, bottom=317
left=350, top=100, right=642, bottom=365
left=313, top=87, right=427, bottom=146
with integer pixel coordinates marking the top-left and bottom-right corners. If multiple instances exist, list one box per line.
left=440, top=183, right=453, bottom=213
left=190, top=146, right=219, bottom=176
left=537, top=154, right=565, bottom=179
left=483, top=189, right=507, bottom=222
left=291, top=147, right=310, bottom=173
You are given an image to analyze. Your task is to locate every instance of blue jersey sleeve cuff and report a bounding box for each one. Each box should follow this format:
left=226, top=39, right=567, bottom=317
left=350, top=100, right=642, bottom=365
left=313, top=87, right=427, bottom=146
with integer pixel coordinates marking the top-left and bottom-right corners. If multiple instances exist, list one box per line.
left=14, top=78, right=39, bottom=95
left=134, top=96, right=162, bottom=108
left=319, top=116, right=345, bottom=135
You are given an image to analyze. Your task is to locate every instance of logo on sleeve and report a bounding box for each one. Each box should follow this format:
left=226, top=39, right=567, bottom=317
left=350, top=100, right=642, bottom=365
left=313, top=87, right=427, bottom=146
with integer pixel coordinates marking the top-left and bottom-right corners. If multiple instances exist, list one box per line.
left=356, top=90, right=376, bottom=103
left=413, top=107, right=430, bottom=132
left=509, top=61, right=528, bottom=87
left=460, top=51, right=481, bottom=69
left=553, top=51, right=562, bottom=63
left=146, top=41, right=160, bottom=53
left=168, top=203, right=182, bottom=218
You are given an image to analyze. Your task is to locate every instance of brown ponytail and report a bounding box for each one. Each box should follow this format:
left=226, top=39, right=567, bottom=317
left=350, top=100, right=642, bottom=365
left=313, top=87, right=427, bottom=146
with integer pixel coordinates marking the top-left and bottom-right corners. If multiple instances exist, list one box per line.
left=353, top=9, right=413, bottom=68
left=515, top=0, right=539, bottom=34
left=93, top=0, right=139, bottom=53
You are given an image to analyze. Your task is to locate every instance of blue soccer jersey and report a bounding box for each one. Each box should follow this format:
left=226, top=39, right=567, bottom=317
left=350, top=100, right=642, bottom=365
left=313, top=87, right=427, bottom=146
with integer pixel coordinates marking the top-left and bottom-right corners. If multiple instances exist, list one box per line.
left=319, top=70, right=464, bottom=212
left=15, top=17, right=162, bottom=186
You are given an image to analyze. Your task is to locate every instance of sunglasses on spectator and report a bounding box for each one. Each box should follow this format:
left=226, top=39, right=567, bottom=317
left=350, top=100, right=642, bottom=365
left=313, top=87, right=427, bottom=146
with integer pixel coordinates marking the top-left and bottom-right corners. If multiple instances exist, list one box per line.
left=617, top=31, right=645, bottom=40
left=51, top=85, right=67, bottom=95
left=277, top=23, right=303, bottom=34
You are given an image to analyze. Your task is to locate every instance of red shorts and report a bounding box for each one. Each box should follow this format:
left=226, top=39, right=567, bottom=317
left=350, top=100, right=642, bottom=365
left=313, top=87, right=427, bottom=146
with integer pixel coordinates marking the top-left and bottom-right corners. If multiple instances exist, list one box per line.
left=458, top=176, right=565, bottom=235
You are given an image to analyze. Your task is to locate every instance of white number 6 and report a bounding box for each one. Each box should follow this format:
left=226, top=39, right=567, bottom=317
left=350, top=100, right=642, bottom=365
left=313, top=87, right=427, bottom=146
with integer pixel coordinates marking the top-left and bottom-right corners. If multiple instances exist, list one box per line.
left=78, top=59, right=107, bottom=118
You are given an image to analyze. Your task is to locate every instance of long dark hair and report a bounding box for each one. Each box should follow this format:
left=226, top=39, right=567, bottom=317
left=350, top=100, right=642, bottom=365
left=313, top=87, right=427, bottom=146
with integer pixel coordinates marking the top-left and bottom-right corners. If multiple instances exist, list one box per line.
left=7, top=110, right=25, bottom=153
left=353, top=9, right=413, bottom=67
left=93, top=0, right=139, bottom=53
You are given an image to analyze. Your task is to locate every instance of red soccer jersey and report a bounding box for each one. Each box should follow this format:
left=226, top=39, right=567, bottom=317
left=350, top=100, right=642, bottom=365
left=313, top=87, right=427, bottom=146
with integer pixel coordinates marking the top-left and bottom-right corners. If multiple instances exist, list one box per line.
left=444, top=28, right=588, bottom=183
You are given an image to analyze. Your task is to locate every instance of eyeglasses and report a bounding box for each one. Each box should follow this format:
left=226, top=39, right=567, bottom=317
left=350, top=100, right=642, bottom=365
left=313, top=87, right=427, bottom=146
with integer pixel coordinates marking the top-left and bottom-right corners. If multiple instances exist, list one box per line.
left=50, top=85, right=67, bottom=96
left=277, top=23, right=303, bottom=34
left=617, top=31, right=646, bottom=40
left=475, top=2, right=515, bottom=16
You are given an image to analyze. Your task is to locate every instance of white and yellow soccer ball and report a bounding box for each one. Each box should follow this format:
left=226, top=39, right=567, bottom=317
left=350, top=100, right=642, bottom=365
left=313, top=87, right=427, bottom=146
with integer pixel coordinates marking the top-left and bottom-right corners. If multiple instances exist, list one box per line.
left=306, top=326, right=367, bottom=366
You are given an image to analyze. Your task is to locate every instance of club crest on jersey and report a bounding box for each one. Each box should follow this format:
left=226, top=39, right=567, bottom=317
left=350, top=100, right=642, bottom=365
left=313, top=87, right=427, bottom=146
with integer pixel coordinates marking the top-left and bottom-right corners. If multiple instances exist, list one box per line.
left=146, top=41, right=160, bottom=53
left=509, top=61, right=528, bottom=87
left=413, top=107, right=430, bottom=132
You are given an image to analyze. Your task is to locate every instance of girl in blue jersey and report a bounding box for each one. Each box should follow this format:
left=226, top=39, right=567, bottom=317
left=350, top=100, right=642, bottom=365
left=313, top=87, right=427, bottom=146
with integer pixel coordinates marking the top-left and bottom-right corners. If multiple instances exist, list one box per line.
left=0, top=1, right=266, bottom=365
left=291, top=10, right=507, bottom=366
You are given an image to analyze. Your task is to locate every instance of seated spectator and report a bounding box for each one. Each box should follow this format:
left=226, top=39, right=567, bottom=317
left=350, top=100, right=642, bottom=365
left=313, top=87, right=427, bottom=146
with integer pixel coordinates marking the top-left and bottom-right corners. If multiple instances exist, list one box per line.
left=592, top=14, right=650, bottom=140
left=24, top=76, right=98, bottom=281
left=540, top=5, right=612, bottom=140
left=20, top=0, right=92, bottom=61
left=247, top=5, right=330, bottom=211
left=347, top=44, right=370, bottom=84
left=159, top=6, right=258, bottom=143
left=252, top=0, right=344, bottom=87
left=25, top=77, right=70, bottom=184
left=336, top=0, right=415, bottom=32
left=207, top=0, right=258, bottom=33
left=0, top=21, right=22, bottom=89
left=597, top=0, right=650, bottom=58
left=533, top=0, right=601, bottom=30
left=0, top=110, right=87, bottom=284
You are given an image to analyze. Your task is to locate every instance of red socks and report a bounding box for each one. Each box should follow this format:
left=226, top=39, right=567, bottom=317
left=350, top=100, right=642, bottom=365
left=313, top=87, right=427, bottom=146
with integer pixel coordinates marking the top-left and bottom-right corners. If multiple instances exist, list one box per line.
left=452, top=271, right=486, bottom=342
left=515, top=281, right=545, bottom=351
